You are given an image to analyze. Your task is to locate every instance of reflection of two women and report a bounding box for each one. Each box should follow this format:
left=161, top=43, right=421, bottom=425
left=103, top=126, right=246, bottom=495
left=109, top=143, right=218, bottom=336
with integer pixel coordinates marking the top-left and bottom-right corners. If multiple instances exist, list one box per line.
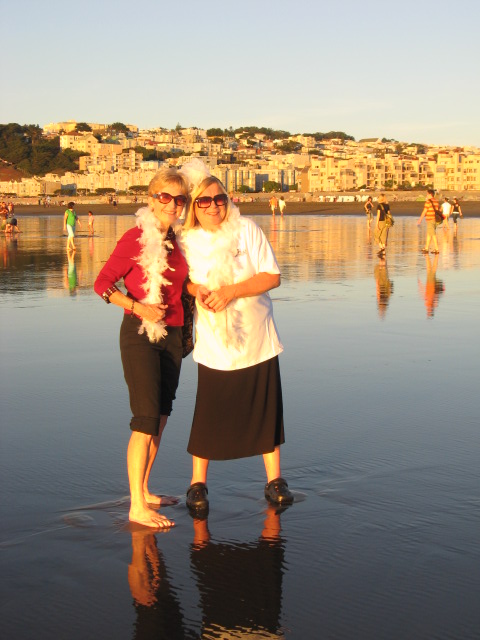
left=418, top=253, right=445, bottom=318
left=128, top=506, right=287, bottom=640
left=374, top=256, right=394, bottom=319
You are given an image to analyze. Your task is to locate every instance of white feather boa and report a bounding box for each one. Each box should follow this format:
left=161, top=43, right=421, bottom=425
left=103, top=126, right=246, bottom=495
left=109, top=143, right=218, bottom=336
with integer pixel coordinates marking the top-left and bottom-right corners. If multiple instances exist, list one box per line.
left=177, top=204, right=246, bottom=350
left=135, top=206, right=176, bottom=343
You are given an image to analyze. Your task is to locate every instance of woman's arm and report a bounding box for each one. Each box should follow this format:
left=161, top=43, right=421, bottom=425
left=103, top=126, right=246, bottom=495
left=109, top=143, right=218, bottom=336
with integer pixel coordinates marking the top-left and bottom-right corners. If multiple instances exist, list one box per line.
left=107, top=290, right=167, bottom=323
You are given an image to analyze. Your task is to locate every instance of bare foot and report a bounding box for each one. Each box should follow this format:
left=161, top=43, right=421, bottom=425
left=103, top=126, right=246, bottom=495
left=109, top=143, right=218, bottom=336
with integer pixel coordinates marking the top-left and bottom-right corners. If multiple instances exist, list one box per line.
left=129, top=506, right=175, bottom=529
left=144, top=492, right=179, bottom=507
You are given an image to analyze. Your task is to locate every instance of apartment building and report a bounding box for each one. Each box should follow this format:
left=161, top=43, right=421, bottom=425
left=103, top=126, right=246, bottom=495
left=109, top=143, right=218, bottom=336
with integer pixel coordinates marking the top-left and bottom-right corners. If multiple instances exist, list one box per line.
left=434, top=152, right=480, bottom=191
left=60, top=134, right=99, bottom=153
left=79, top=149, right=143, bottom=173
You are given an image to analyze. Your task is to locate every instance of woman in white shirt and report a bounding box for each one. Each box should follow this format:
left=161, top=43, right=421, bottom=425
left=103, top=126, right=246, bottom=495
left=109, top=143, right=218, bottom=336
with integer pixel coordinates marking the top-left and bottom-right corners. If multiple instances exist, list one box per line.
left=179, top=161, right=293, bottom=513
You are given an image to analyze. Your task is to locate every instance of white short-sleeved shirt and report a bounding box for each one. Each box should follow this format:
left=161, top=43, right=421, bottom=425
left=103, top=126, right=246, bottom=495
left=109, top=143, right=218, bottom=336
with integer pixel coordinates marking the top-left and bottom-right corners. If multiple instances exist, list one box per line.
left=180, top=216, right=283, bottom=371
left=441, top=202, right=451, bottom=217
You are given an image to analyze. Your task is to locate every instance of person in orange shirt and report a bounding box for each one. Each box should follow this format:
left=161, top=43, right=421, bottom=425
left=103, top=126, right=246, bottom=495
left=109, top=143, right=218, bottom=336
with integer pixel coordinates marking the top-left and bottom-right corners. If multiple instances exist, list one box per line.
left=417, top=188, right=439, bottom=254
left=269, top=195, right=278, bottom=215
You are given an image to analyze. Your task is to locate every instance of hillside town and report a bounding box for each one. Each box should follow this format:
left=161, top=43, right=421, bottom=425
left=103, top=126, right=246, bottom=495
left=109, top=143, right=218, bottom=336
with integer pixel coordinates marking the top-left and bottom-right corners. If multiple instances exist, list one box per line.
left=1, top=120, right=479, bottom=198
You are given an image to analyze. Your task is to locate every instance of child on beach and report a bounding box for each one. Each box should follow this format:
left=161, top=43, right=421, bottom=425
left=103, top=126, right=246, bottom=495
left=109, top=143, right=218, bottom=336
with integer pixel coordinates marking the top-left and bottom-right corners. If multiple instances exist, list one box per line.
left=88, top=211, right=95, bottom=236
left=278, top=196, right=286, bottom=216
left=63, top=202, right=81, bottom=251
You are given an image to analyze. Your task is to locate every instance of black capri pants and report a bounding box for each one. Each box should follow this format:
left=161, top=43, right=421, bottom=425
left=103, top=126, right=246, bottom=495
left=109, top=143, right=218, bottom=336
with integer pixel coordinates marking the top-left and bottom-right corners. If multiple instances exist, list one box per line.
left=120, top=315, right=183, bottom=436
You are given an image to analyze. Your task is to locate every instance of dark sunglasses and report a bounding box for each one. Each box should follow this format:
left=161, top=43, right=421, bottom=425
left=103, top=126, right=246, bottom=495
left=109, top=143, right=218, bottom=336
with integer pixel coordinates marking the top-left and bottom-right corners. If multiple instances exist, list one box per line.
left=152, top=192, right=187, bottom=207
left=195, top=194, right=229, bottom=209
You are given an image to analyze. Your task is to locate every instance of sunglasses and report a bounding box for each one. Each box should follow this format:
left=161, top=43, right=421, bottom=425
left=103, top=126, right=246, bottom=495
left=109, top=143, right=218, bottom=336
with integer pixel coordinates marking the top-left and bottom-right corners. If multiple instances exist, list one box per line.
left=195, top=194, right=229, bottom=209
left=152, top=192, right=187, bottom=207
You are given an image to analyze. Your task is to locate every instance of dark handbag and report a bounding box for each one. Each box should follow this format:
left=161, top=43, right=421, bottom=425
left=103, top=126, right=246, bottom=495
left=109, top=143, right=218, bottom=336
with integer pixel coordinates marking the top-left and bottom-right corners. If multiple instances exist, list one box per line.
left=181, top=292, right=195, bottom=358
left=433, top=203, right=444, bottom=224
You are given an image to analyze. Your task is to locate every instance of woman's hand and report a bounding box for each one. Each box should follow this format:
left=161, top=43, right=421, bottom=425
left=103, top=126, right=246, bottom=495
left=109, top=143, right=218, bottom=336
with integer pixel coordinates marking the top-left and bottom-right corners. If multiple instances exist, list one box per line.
left=195, top=285, right=213, bottom=311
left=136, top=303, right=168, bottom=323
left=204, top=285, right=236, bottom=313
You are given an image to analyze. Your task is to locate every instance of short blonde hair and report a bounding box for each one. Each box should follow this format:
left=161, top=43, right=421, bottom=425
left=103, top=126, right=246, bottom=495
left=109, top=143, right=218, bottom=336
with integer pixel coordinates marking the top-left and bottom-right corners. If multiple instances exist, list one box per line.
left=183, top=176, right=233, bottom=230
left=148, top=167, right=189, bottom=198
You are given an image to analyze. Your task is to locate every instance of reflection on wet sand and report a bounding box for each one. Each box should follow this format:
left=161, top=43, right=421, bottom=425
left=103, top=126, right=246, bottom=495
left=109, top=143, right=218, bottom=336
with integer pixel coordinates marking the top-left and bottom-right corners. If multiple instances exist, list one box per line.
left=374, top=257, right=394, bottom=319
left=127, top=506, right=288, bottom=640
left=1, top=215, right=479, bottom=295
left=190, top=505, right=287, bottom=639
left=418, top=253, right=445, bottom=318
left=128, top=528, right=192, bottom=640
left=65, top=250, right=79, bottom=295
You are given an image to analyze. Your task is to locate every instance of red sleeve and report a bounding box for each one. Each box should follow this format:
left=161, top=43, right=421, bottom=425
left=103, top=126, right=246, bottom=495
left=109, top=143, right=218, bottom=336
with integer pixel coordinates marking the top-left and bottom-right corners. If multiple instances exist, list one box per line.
left=93, top=227, right=139, bottom=298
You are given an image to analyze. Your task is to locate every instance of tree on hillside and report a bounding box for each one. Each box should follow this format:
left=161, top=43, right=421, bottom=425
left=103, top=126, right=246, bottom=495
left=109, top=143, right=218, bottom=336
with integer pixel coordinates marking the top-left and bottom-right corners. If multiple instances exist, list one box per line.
left=109, top=122, right=129, bottom=134
left=0, top=125, right=84, bottom=176
left=75, top=122, right=92, bottom=132
left=207, top=128, right=224, bottom=137
left=276, top=141, right=301, bottom=153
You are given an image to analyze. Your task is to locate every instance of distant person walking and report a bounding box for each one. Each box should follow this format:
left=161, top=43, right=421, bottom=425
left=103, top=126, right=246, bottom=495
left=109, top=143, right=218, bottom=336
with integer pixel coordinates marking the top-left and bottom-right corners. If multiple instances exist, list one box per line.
left=364, top=196, right=373, bottom=228
left=88, top=211, right=95, bottom=236
left=451, top=198, right=463, bottom=232
left=374, top=194, right=391, bottom=256
left=63, top=202, right=81, bottom=251
left=269, top=195, right=278, bottom=215
left=441, top=197, right=452, bottom=230
left=278, top=196, right=286, bottom=216
left=417, top=189, right=440, bottom=254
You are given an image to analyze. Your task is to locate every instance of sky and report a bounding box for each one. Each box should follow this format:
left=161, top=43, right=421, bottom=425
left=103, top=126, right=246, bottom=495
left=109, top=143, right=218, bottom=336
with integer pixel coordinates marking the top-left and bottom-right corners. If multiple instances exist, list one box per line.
left=2, top=0, right=480, bottom=146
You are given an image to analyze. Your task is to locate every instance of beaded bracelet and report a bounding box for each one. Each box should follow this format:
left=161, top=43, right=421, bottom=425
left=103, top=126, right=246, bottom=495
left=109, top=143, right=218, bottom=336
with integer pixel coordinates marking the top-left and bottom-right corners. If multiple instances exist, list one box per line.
left=130, top=298, right=135, bottom=315
left=102, top=285, right=119, bottom=303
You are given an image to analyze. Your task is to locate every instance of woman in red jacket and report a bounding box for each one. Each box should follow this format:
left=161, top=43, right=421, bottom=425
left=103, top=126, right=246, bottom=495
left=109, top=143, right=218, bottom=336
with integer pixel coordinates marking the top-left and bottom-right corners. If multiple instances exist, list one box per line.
left=94, top=168, right=189, bottom=529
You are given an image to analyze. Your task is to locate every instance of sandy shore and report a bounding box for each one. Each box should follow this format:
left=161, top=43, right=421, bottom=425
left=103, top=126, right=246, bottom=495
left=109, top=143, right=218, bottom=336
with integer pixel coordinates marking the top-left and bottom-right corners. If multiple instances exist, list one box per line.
left=12, top=200, right=480, bottom=217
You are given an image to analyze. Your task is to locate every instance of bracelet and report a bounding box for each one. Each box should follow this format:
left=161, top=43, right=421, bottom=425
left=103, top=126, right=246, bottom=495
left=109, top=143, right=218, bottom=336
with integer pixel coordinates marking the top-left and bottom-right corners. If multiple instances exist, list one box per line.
left=130, top=298, right=135, bottom=316
left=102, top=285, right=119, bottom=303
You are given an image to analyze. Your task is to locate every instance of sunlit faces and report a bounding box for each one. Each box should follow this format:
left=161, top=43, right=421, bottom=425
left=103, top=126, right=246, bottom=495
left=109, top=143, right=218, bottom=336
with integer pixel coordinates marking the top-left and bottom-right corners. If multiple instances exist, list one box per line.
left=194, top=183, right=228, bottom=231
left=148, top=185, right=187, bottom=231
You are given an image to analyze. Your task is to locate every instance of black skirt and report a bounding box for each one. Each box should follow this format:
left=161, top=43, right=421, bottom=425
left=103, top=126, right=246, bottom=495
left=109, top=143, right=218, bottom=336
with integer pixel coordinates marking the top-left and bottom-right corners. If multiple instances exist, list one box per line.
left=187, top=356, right=285, bottom=460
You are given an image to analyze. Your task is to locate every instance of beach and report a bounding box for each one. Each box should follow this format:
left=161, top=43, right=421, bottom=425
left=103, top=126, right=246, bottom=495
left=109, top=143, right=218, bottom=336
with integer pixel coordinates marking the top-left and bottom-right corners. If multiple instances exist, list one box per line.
left=1, top=214, right=480, bottom=639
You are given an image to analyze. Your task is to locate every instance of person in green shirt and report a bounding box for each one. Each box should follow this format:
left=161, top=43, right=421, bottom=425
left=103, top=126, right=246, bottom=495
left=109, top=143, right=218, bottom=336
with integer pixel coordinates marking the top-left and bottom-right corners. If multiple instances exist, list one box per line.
left=63, top=201, right=81, bottom=251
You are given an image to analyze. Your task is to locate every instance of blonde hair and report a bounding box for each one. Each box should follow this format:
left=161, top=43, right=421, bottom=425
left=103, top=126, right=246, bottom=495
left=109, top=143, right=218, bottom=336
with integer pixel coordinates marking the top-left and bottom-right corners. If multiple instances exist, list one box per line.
left=183, top=176, right=233, bottom=230
left=148, top=167, right=189, bottom=198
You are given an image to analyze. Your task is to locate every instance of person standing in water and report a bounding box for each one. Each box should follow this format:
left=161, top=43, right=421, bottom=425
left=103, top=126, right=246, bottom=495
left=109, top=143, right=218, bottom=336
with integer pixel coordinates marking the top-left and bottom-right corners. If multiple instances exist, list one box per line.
left=417, top=188, right=440, bottom=254
left=63, top=202, right=81, bottom=251
left=179, top=161, right=293, bottom=515
left=364, top=196, right=373, bottom=228
left=88, top=211, right=95, bottom=236
left=451, top=198, right=463, bottom=232
left=94, top=168, right=189, bottom=529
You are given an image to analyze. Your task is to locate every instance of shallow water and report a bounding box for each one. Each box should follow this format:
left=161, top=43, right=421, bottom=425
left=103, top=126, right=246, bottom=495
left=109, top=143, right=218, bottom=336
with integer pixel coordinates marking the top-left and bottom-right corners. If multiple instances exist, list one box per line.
left=1, top=214, right=480, bottom=639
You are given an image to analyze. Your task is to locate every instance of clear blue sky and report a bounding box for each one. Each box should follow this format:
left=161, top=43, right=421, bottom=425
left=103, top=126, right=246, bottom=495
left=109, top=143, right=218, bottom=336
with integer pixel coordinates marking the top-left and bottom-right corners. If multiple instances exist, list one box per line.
left=3, top=0, right=480, bottom=146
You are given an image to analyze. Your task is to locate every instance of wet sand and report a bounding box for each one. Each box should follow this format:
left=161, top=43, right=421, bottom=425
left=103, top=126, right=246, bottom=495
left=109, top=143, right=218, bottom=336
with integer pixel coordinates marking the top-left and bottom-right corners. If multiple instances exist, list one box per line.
left=12, top=200, right=480, bottom=217
left=1, top=215, right=480, bottom=639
